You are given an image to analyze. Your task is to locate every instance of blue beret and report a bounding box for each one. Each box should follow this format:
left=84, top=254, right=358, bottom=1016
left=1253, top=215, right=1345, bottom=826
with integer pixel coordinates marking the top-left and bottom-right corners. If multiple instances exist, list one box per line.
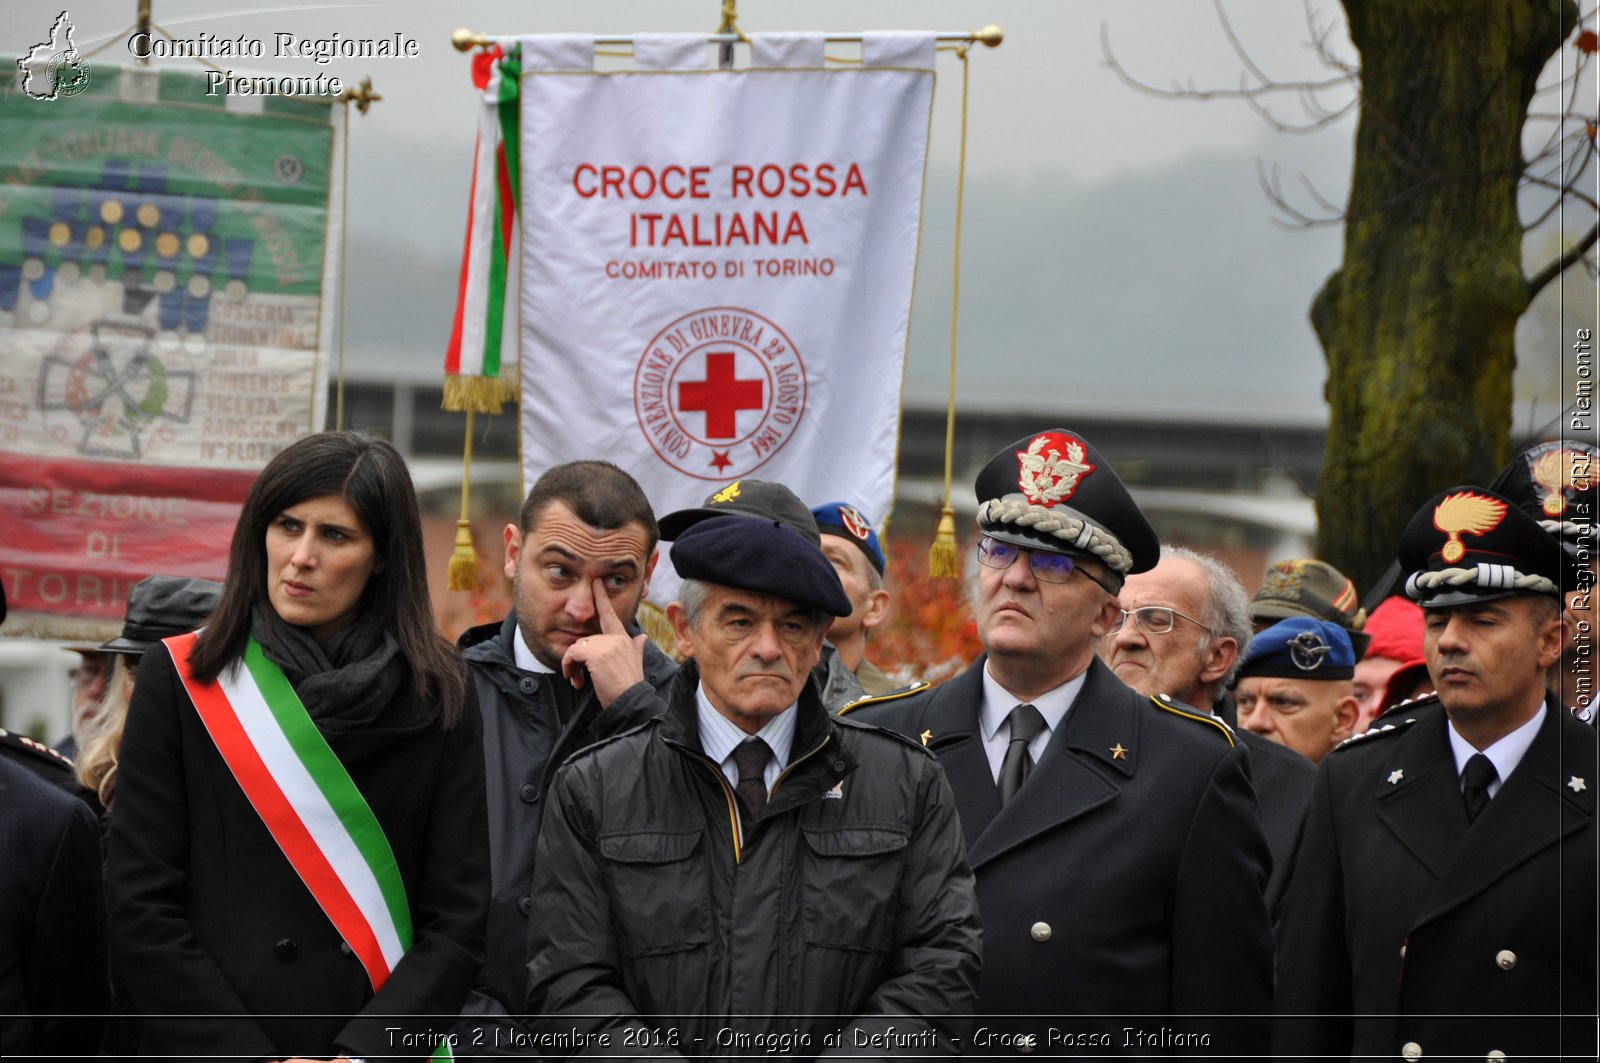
left=810, top=501, right=885, bottom=575
left=1237, top=617, right=1355, bottom=681
left=671, top=515, right=851, bottom=617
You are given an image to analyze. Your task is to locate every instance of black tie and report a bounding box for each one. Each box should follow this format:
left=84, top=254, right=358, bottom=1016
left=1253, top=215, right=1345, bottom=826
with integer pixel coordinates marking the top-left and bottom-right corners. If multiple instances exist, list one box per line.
left=998, top=704, right=1047, bottom=805
left=733, top=738, right=772, bottom=819
left=1462, top=753, right=1497, bottom=823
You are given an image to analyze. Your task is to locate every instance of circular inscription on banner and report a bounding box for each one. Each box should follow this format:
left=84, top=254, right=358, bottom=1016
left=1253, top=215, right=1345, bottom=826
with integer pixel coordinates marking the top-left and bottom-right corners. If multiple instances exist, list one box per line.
left=633, top=306, right=806, bottom=480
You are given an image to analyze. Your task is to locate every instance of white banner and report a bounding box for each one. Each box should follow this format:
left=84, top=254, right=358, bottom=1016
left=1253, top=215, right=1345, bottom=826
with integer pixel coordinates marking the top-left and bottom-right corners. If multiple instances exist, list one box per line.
left=517, top=38, right=935, bottom=595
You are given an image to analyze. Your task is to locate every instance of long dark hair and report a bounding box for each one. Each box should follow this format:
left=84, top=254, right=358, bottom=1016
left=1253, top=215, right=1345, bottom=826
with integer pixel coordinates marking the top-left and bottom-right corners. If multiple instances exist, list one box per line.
left=191, top=431, right=466, bottom=727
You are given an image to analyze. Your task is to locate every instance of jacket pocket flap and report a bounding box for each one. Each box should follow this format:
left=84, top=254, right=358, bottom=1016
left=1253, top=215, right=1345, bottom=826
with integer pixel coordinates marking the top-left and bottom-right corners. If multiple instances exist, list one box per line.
left=598, top=830, right=703, bottom=865
left=802, top=826, right=908, bottom=858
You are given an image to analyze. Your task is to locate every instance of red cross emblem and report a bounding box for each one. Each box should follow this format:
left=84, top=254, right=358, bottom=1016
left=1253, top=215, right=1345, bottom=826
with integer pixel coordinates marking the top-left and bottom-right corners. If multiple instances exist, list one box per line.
left=677, top=351, right=763, bottom=440
left=633, top=307, right=807, bottom=481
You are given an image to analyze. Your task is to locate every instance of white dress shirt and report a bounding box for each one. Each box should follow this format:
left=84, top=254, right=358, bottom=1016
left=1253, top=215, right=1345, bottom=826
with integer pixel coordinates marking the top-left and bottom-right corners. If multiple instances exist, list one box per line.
left=1448, top=702, right=1546, bottom=800
left=978, top=663, right=1087, bottom=781
left=696, top=684, right=796, bottom=795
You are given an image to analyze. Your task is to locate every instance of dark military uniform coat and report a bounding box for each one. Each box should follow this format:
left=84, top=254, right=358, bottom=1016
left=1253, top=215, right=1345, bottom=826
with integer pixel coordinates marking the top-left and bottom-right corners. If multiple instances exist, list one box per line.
left=848, top=656, right=1274, bottom=1056
left=0, top=754, right=107, bottom=1057
left=1274, top=695, right=1598, bottom=1061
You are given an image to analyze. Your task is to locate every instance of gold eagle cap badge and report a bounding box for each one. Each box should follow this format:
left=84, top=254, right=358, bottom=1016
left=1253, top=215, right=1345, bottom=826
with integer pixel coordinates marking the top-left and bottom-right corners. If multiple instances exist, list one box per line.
left=711, top=481, right=742, bottom=504
left=1015, top=432, right=1094, bottom=507
left=1432, top=491, right=1508, bottom=564
left=1530, top=448, right=1593, bottom=517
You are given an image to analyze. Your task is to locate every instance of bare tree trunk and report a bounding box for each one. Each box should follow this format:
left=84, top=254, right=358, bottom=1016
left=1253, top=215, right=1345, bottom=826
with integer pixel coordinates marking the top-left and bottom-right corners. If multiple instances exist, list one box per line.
left=1314, top=0, right=1576, bottom=591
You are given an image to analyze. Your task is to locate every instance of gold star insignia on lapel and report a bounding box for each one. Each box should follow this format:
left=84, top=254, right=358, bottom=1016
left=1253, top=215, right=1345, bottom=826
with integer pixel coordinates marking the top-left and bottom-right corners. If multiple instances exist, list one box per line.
left=1110, top=743, right=1127, bottom=760
left=919, top=729, right=932, bottom=747
left=1388, top=769, right=1404, bottom=785
left=1570, top=776, right=1587, bottom=793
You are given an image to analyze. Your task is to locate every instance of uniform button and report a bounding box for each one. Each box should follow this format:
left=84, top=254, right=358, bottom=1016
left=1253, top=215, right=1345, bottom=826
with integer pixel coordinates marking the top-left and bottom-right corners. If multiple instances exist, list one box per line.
left=518, top=895, right=533, bottom=916
left=1016, top=1034, right=1036, bottom=1055
left=1494, top=949, right=1517, bottom=970
left=339, top=941, right=357, bottom=960
left=1029, top=921, right=1051, bottom=942
left=1399, top=943, right=1407, bottom=958
left=832, top=760, right=846, bottom=772
left=520, top=782, right=539, bottom=803
left=274, top=938, right=298, bottom=962
left=1486, top=1052, right=1506, bottom=1062
left=1401, top=1042, right=1422, bottom=1061
left=518, top=676, right=538, bottom=695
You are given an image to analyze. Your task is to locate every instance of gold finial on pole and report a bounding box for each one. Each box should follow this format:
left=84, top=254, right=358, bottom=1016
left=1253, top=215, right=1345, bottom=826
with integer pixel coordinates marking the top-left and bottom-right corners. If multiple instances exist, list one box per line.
left=338, top=76, right=383, bottom=115
left=451, top=27, right=485, bottom=53
left=973, top=24, right=1004, bottom=48
left=136, top=0, right=152, bottom=66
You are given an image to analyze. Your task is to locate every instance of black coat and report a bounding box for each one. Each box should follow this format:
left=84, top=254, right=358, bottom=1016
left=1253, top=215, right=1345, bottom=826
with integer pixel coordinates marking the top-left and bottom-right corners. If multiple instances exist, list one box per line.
left=1274, top=695, right=1598, bottom=1061
left=0, top=754, right=108, bottom=1058
left=457, top=613, right=676, bottom=1025
left=848, top=656, right=1275, bottom=1056
left=526, top=661, right=982, bottom=1058
left=1234, top=727, right=1316, bottom=920
left=106, top=644, right=489, bottom=1061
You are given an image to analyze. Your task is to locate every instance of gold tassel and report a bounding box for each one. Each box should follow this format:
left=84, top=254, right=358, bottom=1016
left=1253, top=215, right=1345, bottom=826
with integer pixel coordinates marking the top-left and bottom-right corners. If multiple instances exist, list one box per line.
left=446, top=518, right=478, bottom=592
left=637, top=599, right=683, bottom=662
left=446, top=408, right=480, bottom=592
left=928, top=505, right=959, bottom=579
left=929, top=47, right=972, bottom=580
left=442, top=374, right=516, bottom=415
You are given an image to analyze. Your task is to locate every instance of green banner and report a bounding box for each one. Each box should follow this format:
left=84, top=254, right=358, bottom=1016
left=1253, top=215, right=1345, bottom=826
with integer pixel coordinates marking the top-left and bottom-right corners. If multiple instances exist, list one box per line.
left=0, top=45, right=341, bottom=631
left=0, top=53, right=339, bottom=466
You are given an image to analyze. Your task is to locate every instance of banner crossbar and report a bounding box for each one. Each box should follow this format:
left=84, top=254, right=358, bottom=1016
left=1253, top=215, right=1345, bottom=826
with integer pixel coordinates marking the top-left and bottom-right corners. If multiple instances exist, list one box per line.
left=451, top=26, right=1003, bottom=52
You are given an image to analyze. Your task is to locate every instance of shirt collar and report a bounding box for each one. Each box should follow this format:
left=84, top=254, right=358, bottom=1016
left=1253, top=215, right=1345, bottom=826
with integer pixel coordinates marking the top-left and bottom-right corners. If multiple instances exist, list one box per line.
left=979, top=661, right=1086, bottom=742
left=1447, top=701, right=1546, bottom=785
left=512, top=624, right=556, bottom=675
left=695, top=683, right=796, bottom=772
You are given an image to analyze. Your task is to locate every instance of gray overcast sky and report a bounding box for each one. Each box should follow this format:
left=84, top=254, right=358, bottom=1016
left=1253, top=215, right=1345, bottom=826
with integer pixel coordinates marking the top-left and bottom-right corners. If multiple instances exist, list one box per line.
left=5, top=1, right=1590, bottom=429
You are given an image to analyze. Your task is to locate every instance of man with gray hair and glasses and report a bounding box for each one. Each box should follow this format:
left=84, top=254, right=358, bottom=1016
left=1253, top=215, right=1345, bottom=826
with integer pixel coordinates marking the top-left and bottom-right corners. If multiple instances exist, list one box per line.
left=1101, top=544, right=1316, bottom=917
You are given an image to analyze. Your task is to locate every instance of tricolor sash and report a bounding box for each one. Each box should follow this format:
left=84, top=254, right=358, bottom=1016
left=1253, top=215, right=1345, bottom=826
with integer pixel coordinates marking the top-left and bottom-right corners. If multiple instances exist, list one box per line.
left=166, top=631, right=413, bottom=992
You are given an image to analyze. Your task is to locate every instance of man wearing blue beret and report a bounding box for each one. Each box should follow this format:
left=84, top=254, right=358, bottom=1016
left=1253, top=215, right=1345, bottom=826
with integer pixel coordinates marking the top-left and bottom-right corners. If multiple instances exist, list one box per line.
left=1234, top=617, right=1360, bottom=764
left=526, top=511, right=980, bottom=1056
left=810, top=500, right=927, bottom=702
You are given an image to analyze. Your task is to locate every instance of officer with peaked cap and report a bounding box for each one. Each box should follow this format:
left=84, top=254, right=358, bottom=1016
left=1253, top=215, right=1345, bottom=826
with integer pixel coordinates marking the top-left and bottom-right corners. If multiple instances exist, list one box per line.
left=1490, top=439, right=1598, bottom=719
left=849, top=428, right=1273, bottom=1054
left=527, top=514, right=980, bottom=1050
left=1275, top=485, right=1597, bottom=1062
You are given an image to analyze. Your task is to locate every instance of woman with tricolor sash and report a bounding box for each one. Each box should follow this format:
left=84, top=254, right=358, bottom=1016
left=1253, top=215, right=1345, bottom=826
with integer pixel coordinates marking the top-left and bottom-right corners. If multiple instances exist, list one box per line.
left=106, top=431, right=489, bottom=1062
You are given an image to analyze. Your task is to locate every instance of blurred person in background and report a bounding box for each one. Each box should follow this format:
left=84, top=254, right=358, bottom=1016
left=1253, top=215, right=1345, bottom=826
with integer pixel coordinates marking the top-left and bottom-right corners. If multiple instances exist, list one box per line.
left=75, top=575, right=222, bottom=810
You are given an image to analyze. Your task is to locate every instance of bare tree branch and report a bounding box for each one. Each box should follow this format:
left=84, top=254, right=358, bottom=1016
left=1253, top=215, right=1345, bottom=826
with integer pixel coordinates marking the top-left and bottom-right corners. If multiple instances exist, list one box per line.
left=1213, top=0, right=1276, bottom=87
left=1527, top=221, right=1600, bottom=300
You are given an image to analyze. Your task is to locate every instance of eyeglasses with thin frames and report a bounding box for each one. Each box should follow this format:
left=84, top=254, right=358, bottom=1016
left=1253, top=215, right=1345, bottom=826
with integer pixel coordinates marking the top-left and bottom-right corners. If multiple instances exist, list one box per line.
left=975, top=536, right=1118, bottom=594
left=1110, top=605, right=1215, bottom=636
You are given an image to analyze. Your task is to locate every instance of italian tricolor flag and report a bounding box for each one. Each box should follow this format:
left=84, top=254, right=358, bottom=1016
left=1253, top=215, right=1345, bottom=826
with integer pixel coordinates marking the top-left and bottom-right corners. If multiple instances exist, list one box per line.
left=443, top=43, right=521, bottom=415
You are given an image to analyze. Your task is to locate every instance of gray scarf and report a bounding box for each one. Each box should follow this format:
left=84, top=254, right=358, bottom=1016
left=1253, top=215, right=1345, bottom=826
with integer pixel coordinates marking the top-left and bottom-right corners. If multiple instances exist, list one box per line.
left=251, top=605, right=404, bottom=736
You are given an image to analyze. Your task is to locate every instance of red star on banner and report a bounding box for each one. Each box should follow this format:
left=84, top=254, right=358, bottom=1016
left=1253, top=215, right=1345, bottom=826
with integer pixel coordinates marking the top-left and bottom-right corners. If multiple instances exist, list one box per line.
left=709, top=450, right=733, bottom=472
